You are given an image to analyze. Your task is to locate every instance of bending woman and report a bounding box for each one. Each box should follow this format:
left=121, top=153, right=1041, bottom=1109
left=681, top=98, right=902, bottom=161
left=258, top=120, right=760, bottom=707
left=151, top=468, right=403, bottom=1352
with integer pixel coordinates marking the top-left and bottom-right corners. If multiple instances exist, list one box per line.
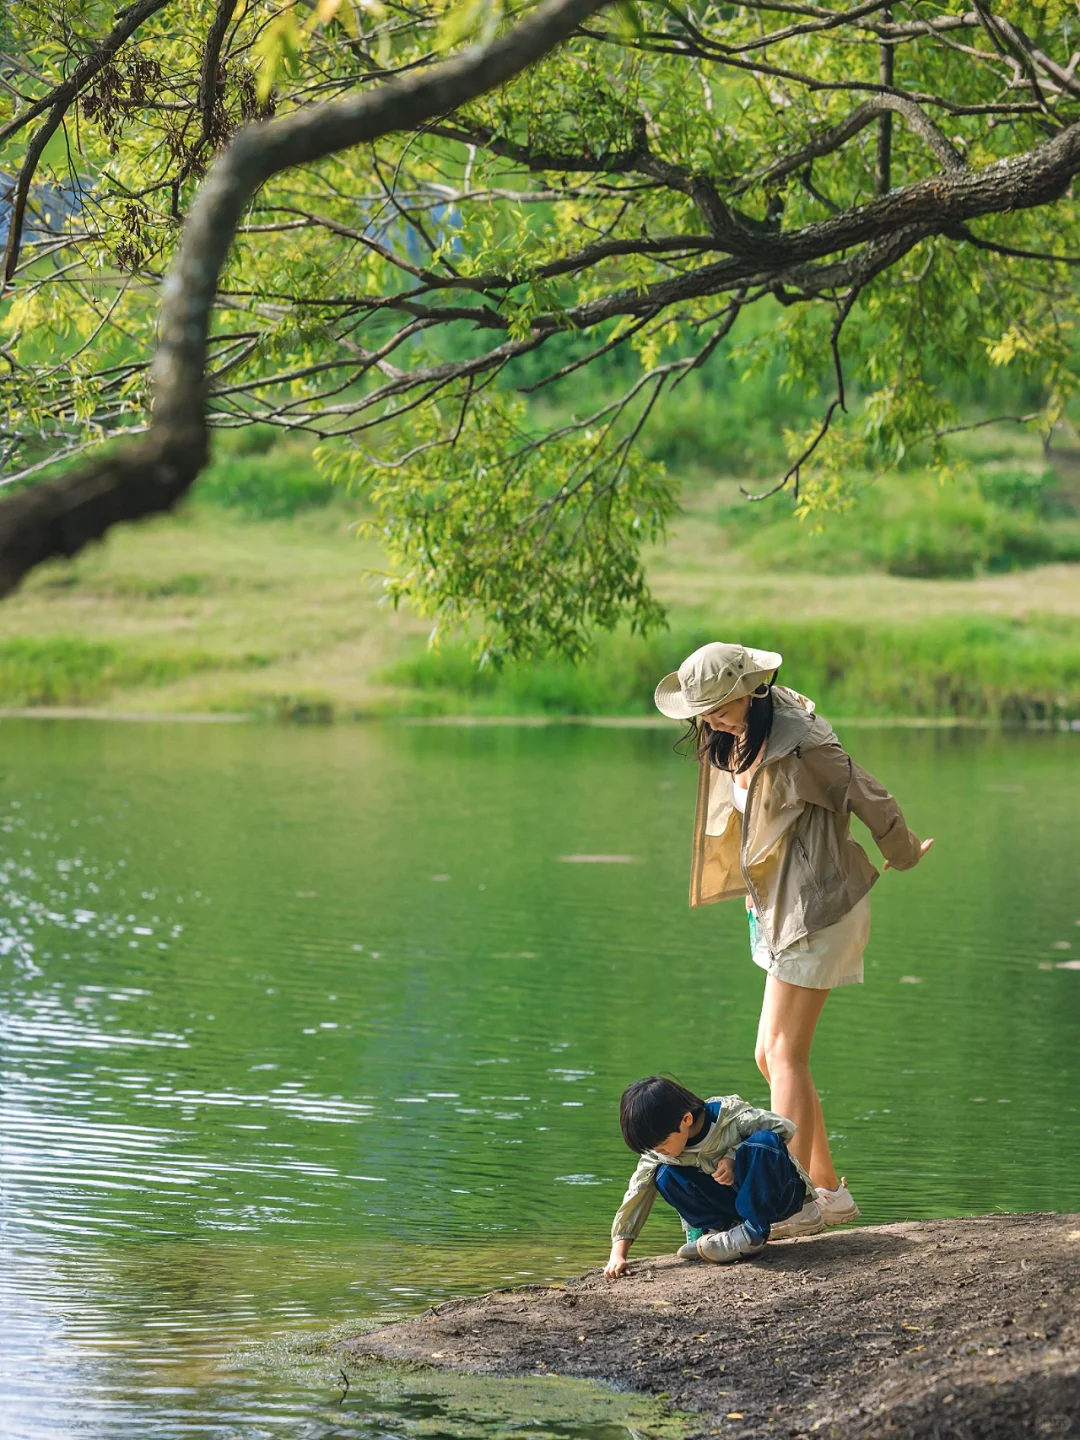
left=654, top=642, right=933, bottom=1233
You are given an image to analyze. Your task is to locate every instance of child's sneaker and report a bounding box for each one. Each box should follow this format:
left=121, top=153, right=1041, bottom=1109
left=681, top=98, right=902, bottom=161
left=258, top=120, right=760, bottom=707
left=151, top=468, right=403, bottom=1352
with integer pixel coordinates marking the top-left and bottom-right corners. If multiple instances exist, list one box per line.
left=768, top=1199, right=825, bottom=1239
left=815, top=1178, right=861, bottom=1226
left=676, top=1226, right=707, bottom=1260
left=696, top=1222, right=767, bottom=1265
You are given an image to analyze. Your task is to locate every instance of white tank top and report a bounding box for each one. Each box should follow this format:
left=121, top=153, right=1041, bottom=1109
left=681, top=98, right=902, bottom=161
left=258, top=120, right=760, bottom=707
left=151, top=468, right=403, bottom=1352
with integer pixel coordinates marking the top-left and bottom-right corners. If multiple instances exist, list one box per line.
left=731, top=776, right=748, bottom=814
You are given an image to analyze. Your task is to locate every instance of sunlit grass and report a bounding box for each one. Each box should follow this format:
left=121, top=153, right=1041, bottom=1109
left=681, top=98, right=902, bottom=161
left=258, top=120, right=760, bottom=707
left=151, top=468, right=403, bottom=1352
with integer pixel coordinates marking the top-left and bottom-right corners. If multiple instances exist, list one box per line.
left=0, top=431, right=1077, bottom=720
left=384, top=613, right=1080, bottom=723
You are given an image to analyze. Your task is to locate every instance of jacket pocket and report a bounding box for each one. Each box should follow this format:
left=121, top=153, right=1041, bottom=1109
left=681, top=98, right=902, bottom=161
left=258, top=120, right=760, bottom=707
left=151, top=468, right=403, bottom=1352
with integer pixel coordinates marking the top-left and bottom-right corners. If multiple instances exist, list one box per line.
left=792, top=834, right=826, bottom=902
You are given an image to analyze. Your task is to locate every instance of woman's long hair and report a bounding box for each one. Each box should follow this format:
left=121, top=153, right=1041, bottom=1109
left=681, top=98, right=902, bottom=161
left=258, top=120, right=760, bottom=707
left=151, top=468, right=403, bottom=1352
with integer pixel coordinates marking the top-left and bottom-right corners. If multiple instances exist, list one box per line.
left=677, top=682, right=776, bottom=774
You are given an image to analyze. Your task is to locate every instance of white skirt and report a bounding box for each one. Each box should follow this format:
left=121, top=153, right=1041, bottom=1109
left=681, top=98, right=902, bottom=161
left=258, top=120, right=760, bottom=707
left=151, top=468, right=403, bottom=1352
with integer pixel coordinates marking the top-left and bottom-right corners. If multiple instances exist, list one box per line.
left=751, top=894, right=870, bottom=991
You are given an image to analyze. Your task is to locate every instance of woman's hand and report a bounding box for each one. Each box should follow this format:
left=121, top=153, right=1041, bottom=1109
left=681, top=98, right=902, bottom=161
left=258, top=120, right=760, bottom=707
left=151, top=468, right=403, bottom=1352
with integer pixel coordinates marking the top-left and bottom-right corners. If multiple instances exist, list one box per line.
left=884, top=837, right=935, bottom=871
left=712, top=1157, right=735, bottom=1186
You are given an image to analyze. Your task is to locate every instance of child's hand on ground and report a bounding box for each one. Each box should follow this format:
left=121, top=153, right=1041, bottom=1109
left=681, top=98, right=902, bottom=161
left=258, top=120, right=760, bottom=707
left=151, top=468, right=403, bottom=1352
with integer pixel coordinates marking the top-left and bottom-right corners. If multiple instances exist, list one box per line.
left=712, top=1157, right=735, bottom=1186
left=604, top=1240, right=631, bottom=1278
left=884, top=837, right=935, bottom=871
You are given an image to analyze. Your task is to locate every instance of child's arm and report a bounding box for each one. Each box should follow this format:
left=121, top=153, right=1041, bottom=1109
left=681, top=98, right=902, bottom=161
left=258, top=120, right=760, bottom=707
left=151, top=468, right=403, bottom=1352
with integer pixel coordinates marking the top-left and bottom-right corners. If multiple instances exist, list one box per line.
left=605, top=1238, right=632, bottom=1278
left=606, top=1158, right=657, bottom=1278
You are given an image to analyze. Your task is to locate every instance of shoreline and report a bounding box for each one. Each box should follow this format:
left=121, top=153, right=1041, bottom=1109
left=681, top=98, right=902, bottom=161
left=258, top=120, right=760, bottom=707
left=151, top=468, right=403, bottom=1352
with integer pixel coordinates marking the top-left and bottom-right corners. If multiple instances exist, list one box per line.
left=2, top=705, right=1079, bottom=731
left=345, top=1213, right=1080, bottom=1439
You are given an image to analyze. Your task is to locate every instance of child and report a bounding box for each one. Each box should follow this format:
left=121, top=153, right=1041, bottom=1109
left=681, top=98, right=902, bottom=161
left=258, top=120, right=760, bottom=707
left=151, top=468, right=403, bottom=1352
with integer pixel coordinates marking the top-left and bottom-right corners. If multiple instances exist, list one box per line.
left=604, top=1076, right=824, bottom=1274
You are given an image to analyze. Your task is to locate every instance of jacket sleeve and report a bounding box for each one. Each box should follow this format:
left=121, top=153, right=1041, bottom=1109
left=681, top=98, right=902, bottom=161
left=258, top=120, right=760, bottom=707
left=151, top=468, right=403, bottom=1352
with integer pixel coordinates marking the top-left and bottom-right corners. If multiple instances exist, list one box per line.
left=611, top=1157, right=659, bottom=1242
left=795, top=741, right=923, bottom=871
left=729, top=1099, right=797, bottom=1146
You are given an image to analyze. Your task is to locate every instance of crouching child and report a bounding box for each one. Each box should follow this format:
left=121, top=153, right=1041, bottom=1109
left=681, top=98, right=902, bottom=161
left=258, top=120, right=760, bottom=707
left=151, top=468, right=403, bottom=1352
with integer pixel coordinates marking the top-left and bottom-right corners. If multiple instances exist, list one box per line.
left=605, top=1076, right=823, bottom=1274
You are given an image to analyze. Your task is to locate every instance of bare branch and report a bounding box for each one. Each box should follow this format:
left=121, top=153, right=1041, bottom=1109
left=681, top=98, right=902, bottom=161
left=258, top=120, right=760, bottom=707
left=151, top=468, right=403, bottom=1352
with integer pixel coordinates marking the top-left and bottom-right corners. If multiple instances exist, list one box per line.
left=198, top=0, right=239, bottom=148
left=952, top=223, right=1080, bottom=265
left=876, top=6, right=894, bottom=196
left=743, top=228, right=920, bottom=501
left=743, top=94, right=965, bottom=198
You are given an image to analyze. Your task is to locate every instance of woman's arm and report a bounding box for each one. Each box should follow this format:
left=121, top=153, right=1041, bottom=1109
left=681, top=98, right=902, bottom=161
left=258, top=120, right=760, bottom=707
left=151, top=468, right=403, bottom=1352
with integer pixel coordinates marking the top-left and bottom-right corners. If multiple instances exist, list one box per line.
left=795, top=741, right=926, bottom=870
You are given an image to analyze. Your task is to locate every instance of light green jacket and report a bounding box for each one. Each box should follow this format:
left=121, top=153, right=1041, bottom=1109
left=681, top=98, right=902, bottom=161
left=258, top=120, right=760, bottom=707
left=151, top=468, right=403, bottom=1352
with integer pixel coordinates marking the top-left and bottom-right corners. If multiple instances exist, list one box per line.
left=690, top=687, right=924, bottom=953
left=611, top=1094, right=815, bottom=1242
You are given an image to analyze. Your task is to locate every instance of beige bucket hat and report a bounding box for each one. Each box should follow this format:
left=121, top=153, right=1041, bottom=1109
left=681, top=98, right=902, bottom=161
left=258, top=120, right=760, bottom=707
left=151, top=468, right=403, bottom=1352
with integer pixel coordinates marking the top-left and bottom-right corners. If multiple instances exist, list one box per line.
left=654, top=641, right=782, bottom=721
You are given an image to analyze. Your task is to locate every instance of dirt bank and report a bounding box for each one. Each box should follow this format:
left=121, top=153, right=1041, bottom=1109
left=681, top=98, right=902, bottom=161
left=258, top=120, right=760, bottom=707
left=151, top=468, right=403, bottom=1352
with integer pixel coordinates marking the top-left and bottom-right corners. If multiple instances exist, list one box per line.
left=347, top=1213, right=1080, bottom=1439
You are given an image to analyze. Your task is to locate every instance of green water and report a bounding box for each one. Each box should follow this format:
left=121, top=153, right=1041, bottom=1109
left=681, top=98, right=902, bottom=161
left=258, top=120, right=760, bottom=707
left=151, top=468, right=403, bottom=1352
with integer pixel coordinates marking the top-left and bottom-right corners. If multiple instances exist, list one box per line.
left=1, top=719, right=1079, bottom=1438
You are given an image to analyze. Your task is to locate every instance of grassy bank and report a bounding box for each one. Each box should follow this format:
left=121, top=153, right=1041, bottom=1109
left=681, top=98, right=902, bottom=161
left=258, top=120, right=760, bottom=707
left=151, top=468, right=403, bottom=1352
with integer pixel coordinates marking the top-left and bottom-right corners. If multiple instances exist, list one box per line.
left=384, top=614, right=1080, bottom=723
left=0, top=433, right=1078, bottom=722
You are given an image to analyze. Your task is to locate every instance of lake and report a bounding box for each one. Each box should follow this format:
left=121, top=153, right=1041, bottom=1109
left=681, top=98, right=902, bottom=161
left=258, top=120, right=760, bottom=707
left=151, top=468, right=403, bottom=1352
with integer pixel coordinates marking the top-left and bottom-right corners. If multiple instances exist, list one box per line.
left=1, top=718, right=1078, bottom=1439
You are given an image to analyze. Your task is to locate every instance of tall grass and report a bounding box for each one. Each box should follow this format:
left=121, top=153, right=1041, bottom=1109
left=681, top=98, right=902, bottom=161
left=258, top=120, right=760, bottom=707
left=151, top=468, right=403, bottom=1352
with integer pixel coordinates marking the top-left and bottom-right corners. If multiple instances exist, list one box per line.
left=0, top=637, right=266, bottom=706
left=196, top=431, right=338, bottom=517
left=381, top=616, right=1080, bottom=722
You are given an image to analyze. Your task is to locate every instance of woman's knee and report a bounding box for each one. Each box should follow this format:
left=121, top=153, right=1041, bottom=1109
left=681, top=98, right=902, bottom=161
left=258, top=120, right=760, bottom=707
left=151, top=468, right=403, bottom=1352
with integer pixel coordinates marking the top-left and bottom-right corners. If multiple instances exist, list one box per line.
left=754, top=1039, right=770, bottom=1081
left=760, top=1032, right=811, bottom=1074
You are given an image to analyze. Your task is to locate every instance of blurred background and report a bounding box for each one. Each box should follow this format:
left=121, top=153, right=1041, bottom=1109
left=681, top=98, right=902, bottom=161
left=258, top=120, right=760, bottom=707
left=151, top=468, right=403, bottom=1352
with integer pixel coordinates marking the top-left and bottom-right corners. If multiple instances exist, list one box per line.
left=2, top=320, right=1078, bottom=725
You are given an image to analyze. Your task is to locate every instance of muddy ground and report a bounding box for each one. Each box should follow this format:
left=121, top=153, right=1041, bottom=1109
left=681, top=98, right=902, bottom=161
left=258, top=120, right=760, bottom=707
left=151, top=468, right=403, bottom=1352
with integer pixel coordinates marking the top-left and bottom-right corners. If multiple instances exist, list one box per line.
left=347, top=1213, right=1080, bottom=1439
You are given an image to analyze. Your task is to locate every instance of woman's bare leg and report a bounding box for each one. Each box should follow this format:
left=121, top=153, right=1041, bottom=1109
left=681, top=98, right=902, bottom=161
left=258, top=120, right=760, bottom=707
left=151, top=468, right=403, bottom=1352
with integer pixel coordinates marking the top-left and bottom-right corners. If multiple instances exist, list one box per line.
left=754, top=975, right=839, bottom=1191
left=806, top=1084, right=835, bottom=1189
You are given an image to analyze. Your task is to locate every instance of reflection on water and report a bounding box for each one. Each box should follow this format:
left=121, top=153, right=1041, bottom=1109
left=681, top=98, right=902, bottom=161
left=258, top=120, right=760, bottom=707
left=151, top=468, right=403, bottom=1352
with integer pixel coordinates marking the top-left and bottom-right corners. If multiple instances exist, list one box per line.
left=1, top=719, right=1078, bottom=1438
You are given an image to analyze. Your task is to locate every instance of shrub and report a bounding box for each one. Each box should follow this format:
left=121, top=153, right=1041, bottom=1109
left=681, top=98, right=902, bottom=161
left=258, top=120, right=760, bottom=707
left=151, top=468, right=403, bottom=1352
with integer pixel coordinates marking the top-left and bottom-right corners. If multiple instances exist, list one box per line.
left=196, top=441, right=338, bottom=518
left=719, top=471, right=1080, bottom=578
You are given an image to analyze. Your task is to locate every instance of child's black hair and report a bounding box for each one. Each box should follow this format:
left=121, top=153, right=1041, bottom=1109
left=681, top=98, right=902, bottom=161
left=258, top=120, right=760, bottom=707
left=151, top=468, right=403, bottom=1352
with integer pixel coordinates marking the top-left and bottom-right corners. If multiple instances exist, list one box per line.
left=619, top=1076, right=706, bottom=1154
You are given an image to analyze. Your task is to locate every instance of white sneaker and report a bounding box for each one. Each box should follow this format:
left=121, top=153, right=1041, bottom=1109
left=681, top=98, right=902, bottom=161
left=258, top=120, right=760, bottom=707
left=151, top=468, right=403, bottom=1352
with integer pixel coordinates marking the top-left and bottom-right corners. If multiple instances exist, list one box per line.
left=676, top=1231, right=709, bottom=1260
left=815, top=1178, right=861, bottom=1226
left=768, top=1199, right=826, bottom=1239
left=696, top=1222, right=767, bottom=1265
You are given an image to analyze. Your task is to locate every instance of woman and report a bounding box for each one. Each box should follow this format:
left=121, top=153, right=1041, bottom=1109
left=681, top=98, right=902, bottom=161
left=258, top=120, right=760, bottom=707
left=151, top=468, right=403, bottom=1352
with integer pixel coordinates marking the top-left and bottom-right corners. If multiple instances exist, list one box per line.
left=654, top=641, right=933, bottom=1234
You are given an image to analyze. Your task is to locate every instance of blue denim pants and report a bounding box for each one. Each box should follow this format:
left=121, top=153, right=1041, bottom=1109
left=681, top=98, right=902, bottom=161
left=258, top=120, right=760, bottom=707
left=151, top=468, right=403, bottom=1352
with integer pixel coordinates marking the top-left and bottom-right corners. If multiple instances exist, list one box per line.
left=654, top=1128, right=805, bottom=1238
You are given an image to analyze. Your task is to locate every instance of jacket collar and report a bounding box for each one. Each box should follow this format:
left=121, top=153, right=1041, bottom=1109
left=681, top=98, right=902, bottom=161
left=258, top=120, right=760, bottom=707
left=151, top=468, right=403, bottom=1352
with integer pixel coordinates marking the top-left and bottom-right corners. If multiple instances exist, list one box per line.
left=763, top=687, right=822, bottom=764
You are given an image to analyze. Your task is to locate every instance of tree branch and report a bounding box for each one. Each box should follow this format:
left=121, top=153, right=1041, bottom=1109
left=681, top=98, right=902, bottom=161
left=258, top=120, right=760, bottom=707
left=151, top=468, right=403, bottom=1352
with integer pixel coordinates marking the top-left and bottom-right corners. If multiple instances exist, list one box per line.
left=876, top=6, right=894, bottom=196
left=742, top=95, right=965, bottom=198
left=2, top=0, right=174, bottom=281
left=0, top=0, right=614, bottom=597
left=0, top=0, right=171, bottom=145
left=198, top=0, right=239, bottom=148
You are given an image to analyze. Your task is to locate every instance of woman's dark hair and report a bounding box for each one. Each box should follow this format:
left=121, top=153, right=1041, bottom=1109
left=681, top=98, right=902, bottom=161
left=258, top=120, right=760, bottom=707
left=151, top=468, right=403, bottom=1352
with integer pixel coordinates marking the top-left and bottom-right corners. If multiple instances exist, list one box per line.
left=620, top=1076, right=706, bottom=1153
left=676, top=679, right=776, bottom=774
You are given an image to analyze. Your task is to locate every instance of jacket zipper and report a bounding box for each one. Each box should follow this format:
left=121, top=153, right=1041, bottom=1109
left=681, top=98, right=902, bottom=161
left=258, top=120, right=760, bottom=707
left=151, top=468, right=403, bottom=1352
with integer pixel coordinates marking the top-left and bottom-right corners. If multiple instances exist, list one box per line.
left=739, top=759, right=769, bottom=923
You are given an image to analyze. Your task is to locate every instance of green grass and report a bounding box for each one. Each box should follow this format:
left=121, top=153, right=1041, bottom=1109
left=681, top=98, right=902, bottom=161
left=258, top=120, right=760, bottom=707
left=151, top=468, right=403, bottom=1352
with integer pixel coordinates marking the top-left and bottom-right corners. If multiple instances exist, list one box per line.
left=0, top=635, right=266, bottom=706
left=195, top=412, right=1080, bottom=583
left=382, top=614, right=1080, bottom=723
left=197, top=430, right=339, bottom=518
left=0, top=431, right=1077, bottom=722
left=715, top=468, right=1080, bottom=579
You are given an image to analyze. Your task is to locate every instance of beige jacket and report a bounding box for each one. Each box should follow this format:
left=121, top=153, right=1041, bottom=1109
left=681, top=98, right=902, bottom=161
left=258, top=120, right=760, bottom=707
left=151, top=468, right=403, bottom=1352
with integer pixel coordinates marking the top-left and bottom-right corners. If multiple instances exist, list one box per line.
left=611, top=1094, right=814, bottom=1241
left=690, top=688, right=923, bottom=953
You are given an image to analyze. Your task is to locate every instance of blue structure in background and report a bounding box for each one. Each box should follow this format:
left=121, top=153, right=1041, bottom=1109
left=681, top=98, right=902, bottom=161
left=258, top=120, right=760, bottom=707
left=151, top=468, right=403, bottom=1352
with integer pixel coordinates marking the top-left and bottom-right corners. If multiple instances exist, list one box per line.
left=0, top=175, right=84, bottom=255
